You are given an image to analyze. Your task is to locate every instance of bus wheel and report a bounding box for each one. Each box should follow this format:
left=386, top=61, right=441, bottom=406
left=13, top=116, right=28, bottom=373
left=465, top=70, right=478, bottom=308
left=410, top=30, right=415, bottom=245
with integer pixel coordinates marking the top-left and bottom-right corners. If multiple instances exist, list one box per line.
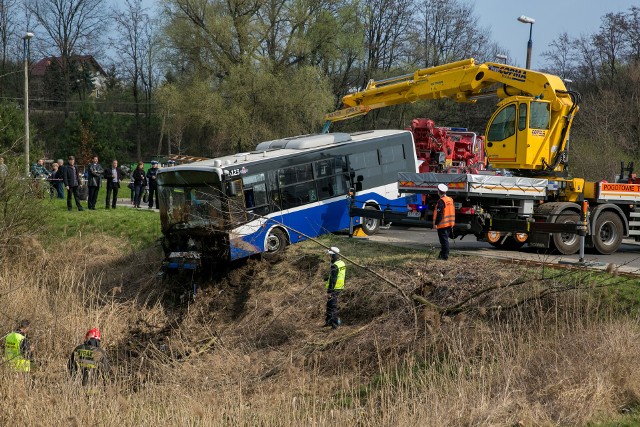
left=486, top=231, right=503, bottom=248
left=361, top=206, right=380, bottom=235
left=552, top=212, right=580, bottom=255
left=593, top=212, right=623, bottom=255
left=263, top=228, right=288, bottom=261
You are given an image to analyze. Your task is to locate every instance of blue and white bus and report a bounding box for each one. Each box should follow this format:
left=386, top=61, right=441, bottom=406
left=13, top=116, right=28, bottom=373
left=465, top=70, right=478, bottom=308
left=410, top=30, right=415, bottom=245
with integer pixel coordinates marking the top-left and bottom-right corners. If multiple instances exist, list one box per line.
left=157, top=130, right=418, bottom=262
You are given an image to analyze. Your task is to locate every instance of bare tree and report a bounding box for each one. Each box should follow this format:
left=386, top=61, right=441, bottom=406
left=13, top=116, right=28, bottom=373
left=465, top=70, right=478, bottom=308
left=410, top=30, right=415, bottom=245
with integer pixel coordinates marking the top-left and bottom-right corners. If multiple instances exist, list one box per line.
left=112, top=0, right=150, bottom=160
left=593, top=12, right=628, bottom=82
left=31, top=0, right=106, bottom=115
left=541, top=32, right=576, bottom=80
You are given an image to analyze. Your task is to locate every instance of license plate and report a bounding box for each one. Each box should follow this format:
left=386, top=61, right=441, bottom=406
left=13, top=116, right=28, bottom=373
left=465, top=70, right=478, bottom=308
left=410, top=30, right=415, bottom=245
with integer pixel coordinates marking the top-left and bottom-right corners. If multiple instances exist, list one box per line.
left=407, top=211, right=421, bottom=218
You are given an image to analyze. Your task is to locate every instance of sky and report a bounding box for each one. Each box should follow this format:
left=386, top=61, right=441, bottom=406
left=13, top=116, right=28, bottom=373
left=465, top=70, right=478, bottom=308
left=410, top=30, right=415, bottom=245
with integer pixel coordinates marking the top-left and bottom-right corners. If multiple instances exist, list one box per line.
left=474, top=0, right=639, bottom=69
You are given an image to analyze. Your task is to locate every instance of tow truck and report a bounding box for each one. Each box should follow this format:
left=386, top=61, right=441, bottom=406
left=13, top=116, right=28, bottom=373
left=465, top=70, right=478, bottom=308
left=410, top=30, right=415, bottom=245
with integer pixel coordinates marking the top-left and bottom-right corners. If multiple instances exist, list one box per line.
left=326, top=58, right=640, bottom=255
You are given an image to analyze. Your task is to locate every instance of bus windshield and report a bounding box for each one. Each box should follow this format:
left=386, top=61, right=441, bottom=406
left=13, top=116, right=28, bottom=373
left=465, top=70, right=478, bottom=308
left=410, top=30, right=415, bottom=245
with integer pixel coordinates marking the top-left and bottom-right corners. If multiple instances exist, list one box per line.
left=160, top=185, right=225, bottom=231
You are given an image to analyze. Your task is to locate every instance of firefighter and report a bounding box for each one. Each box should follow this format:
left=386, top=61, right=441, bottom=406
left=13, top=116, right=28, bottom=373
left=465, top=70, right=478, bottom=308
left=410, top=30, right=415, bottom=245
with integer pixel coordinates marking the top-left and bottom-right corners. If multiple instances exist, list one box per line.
left=325, top=247, right=346, bottom=329
left=433, top=183, right=455, bottom=260
left=3, top=319, right=33, bottom=372
left=68, top=328, right=110, bottom=386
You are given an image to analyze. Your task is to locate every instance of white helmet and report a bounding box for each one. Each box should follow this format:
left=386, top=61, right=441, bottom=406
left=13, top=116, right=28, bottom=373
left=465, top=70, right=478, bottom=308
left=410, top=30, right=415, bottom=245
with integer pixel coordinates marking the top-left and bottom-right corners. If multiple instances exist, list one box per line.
left=327, top=247, right=340, bottom=255
left=437, top=183, right=448, bottom=193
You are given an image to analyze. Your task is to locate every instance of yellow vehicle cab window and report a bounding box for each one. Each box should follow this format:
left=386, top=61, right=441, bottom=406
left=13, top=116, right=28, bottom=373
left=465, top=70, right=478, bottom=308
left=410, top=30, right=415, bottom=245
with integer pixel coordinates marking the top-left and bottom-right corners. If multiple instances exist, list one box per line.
left=530, top=101, right=550, bottom=129
left=488, top=104, right=516, bottom=141
left=518, top=103, right=527, bottom=131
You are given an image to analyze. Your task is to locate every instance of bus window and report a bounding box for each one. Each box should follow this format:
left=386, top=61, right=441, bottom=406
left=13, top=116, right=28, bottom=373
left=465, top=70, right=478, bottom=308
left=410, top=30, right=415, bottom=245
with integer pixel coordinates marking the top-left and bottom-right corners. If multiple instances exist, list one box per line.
left=281, top=181, right=317, bottom=209
left=279, top=164, right=313, bottom=187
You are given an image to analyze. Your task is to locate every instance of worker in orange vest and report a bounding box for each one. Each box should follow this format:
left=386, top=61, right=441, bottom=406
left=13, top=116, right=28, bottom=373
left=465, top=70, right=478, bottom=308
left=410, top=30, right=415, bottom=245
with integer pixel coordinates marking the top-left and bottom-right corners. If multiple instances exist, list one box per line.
left=433, top=183, right=455, bottom=260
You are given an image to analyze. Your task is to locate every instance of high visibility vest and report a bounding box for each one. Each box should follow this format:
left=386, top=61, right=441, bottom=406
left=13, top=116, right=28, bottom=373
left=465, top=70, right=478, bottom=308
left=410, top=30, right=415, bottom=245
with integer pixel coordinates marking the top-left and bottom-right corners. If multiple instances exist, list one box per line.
left=72, top=345, right=99, bottom=370
left=325, top=260, right=346, bottom=290
left=4, top=332, right=30, bottom=372
left=433, top=195, right=455, bottom=229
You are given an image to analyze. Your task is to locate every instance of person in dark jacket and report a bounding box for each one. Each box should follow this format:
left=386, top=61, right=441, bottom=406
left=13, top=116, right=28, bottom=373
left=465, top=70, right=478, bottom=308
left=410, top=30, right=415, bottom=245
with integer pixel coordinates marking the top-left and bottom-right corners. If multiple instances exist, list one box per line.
left=68, top=328, right=110, bottom=386
left=146, top=160, right=160, bottom=209
left=324, top=247, right=346, bottom=329
left=63, top=156, right=84, bottom=211
left=131, top=161, right=147, bottom=208
left=86, top=156, right=104, bottom=210
left=104, top=159, right=123, bottom=209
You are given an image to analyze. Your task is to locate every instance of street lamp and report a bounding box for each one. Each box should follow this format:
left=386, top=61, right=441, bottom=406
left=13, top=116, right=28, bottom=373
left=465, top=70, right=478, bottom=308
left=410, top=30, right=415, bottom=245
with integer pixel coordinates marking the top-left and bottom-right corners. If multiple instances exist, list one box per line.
left=23, top=31, right=34, bottom=176
left=517, top=15, right=535, bottom=69
left=495, top=54, right=508, bottom=64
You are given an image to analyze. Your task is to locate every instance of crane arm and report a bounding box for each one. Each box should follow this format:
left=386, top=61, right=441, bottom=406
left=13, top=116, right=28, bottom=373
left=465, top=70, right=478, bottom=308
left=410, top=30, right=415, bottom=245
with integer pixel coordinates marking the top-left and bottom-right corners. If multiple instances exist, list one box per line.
left=325, top=58, right=570, bottom=123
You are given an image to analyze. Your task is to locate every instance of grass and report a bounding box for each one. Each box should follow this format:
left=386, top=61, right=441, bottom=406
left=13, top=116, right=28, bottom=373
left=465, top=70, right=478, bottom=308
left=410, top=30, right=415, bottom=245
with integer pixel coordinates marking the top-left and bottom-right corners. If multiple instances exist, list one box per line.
left=2, top=198, right=640, bottom=425
left=41, top=196, right=162, bottom=249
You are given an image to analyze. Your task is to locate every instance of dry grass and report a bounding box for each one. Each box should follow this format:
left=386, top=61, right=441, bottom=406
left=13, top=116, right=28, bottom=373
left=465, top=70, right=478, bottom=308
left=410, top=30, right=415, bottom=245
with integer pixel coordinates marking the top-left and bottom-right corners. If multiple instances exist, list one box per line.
left=1, top=236, right=639, bottom=426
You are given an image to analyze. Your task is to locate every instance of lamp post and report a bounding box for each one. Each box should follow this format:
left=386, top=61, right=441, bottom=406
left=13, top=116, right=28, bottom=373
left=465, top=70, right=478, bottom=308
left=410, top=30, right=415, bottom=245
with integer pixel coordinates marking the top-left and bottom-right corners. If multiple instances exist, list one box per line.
left=495, top=54, right=508, bottom=64
left=517, top=15, right=535, bottom=69
left=23, top=31, right=34, bottom=176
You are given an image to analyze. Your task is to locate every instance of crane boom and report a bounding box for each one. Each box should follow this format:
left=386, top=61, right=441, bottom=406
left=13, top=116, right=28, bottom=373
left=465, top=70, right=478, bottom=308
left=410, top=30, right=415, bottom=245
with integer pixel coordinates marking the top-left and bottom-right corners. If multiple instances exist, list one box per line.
left=325, top=58, right=580, bottom=175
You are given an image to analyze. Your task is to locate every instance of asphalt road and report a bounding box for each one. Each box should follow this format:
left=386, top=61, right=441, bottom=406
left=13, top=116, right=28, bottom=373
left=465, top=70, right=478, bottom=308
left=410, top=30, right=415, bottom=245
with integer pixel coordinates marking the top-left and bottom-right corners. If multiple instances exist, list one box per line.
left=364, top=225, right=640, bottom=276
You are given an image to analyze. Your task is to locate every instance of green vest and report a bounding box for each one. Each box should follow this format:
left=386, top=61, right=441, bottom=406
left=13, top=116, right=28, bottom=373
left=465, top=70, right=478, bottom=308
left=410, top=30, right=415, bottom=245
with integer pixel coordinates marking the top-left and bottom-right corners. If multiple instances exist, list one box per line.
left=325, top=259, right=346, bottom=290
left=4, top=332, right=30, bottom=372
left=74, top=346, right=98, bottom=370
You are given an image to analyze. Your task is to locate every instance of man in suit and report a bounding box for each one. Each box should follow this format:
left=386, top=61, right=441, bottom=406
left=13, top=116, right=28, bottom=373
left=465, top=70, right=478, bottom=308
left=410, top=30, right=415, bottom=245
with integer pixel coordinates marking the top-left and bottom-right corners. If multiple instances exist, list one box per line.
left=63, top=156, right=84, bottom=211
left=86, top=155, right=104, bottom=210
left=104, top=159, right=123, bottom=209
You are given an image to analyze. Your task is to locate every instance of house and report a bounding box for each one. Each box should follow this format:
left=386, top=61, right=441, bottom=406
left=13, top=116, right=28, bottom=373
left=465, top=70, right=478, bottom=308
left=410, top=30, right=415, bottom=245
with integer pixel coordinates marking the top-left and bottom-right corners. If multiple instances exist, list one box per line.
left=31, top=55, right=107, bottom=99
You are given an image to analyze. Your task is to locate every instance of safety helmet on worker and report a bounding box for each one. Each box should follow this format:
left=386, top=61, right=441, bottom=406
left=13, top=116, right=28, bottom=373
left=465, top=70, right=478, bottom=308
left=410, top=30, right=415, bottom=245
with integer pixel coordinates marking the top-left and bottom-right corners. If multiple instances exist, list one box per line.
left=85, top=328, right=101, bottom=341
left=327, top=247, right=340, bottom=255
left=437, top=183, right=448, bottom=193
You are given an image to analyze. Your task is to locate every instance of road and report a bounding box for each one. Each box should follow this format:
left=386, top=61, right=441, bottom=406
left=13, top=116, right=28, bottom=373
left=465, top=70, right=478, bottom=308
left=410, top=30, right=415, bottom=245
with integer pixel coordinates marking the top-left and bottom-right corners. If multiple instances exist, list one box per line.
left=364, top=225, right=640, bottom=276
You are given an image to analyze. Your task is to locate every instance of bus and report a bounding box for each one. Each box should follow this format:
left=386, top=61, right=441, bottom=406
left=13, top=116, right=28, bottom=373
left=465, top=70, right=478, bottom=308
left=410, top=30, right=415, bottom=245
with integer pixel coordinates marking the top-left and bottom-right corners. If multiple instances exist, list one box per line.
left=156, top=130, right=418, bottom=264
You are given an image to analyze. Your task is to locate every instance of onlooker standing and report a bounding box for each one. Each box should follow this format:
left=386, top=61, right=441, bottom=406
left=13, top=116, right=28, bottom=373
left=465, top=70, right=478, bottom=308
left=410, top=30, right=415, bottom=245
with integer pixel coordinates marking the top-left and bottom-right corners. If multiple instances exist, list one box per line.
left=63, top=156, right=84, bottom=211
left=146, top=160, right=160, bottom=209
left=86, top=156, right=104, bottom=210
left=131, top=161, right=147, bottom=208
left=47, top=163, right=60, bottom=199
left=104, top=159, right=123, bottom=209
left=0, top=157, right=8, bottom=177
left=31, top=158, right=50, bottom=178
left=3, top=319, right=33, bottom=372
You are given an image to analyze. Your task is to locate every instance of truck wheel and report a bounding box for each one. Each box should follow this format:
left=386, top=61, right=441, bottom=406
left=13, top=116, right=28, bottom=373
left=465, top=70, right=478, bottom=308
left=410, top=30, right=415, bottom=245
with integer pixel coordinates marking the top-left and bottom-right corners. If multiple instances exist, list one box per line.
left=552, top=212, right=580, bottom=255
left=486, top=231, right=503, bottom=248
left=361, top=206, right=380, bottom=235
left=503, top=233, right=528, bottom=250
left=593, top=212, right=623, bottom=255
left=263, top=228, right=288, bottom=261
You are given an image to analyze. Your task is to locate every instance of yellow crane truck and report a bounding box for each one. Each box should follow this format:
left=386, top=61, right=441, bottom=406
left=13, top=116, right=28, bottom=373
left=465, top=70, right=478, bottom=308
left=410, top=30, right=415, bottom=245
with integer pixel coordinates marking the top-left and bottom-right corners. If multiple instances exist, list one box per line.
left=326, top=58, right=640, bottom=255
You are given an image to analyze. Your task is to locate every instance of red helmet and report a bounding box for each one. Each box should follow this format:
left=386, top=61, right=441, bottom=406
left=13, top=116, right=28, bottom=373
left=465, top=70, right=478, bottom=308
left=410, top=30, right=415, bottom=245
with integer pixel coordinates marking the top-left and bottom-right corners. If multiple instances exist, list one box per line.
left=85, top=328, right=101, bottom=341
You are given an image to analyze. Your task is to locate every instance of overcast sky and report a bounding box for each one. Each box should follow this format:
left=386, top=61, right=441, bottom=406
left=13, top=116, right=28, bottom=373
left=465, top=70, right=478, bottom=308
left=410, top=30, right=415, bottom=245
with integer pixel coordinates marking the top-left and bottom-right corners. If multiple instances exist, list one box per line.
left=474, top=0, right=638, bottom=69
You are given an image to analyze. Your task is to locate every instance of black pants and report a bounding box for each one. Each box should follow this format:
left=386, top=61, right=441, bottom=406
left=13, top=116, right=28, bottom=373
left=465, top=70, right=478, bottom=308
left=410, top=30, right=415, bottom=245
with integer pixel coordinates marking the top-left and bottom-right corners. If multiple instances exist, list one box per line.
left=87, top=186, right=99, bottom=209
left=67, top=186, right=83, bottom=211
left=105, top=184, right=119, bottom=208
left=148, top=185, right=158, bottom=208
left=325, top=291, right=341, bottom=328
left=437, top=227, right=452, bottom=260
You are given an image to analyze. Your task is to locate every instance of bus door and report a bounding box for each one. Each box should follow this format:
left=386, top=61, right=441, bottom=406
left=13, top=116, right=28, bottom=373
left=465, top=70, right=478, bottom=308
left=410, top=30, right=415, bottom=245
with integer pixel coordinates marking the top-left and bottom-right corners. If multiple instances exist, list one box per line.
left=225, top=179, right=247, bottom=226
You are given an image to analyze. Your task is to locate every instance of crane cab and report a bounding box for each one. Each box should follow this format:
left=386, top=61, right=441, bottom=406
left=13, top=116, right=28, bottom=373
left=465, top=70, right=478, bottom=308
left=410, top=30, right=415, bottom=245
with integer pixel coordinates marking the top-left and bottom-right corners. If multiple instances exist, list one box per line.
left=485, top=97, right=571, bottom=174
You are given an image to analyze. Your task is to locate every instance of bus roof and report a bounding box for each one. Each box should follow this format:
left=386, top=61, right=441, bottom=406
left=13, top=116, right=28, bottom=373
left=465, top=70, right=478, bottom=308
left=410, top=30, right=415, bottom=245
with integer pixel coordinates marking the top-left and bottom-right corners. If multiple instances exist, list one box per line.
left=162, top=130, right=410, bottom=173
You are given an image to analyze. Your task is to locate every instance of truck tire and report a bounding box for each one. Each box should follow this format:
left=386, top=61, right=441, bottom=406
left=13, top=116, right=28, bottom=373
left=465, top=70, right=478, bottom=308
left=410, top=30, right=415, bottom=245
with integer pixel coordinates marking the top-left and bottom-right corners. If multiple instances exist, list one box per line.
left=486, top=231, right=503, bottom=248
left=361, top=206, right=380, bottom=235
left=552, top=212, right=580, bottom=255
left=593, top=211, right=623, bottom=255
left=263, top=228, right=288, bottom=261
left=503, top=233, right=528, bottom=250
